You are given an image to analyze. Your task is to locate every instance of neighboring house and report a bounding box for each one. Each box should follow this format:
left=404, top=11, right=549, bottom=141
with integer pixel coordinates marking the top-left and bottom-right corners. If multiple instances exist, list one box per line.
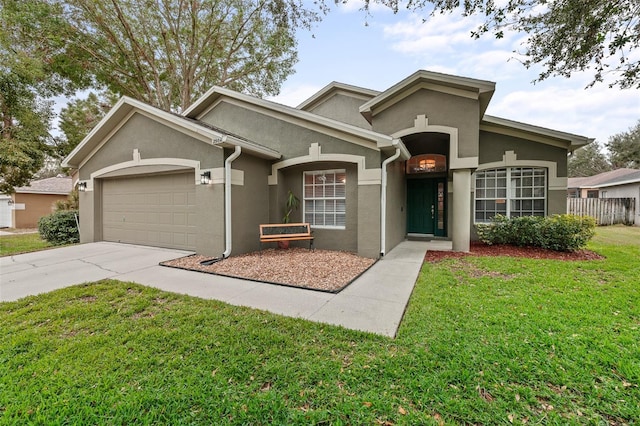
left=63, top=70, right=591, bottom=258
left=0, top=195, right=12, bottom=228
left=568, top=169, right=640, bottom=199
left=4, top=176, right=73, bottom=229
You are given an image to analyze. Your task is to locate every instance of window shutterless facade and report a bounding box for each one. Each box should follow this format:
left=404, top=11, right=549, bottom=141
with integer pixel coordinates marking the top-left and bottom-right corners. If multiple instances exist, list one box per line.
left=475, top=167, right=547, bottom=223
left=303, top=169, right=346, bottom=229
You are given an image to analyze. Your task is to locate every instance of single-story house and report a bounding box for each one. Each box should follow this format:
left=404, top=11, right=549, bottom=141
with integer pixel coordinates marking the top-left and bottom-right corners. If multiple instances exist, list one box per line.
left=568, top=168, right=640, bottom=199
left=63, top=70, right=591, bottom=258
left=568, top=169, right=640, bottom=226
left=2, top=175, right=73, bottom=228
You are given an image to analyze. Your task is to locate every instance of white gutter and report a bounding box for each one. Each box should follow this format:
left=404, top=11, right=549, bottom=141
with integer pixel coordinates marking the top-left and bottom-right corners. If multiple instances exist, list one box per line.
left=222, top=145, right=242, bottom=258
left=380, top=140, right=402, bottom=257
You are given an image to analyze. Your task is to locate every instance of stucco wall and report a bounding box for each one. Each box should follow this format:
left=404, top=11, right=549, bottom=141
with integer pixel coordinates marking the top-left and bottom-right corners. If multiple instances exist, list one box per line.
left=478, top=130, right=569, bottom=217
left=357, top=184, right=381, bottom=258
left=385, top=160, right=406, bottom=254
left=196, top=183, right=224, bottom=256
left=80, top=113, right=223, bottom=180
left=479, top=131, right=568, bottom=177
left=278, top=162, right=359, bottom=253
left=13, top=193, right=67, bottom=228
left=199, top=101, right=380, bottom=167
left=77, top=112, right=226, bottom=252
left=305, top=93, right=373, bottom=130
left=371, top=89, right=480, bottom=158
left=230, top=152, right=271, bottom=255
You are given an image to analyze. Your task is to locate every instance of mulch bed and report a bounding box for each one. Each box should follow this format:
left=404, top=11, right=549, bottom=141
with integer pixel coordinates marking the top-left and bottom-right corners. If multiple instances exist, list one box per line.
left=425, top=242, right=605, bottom=262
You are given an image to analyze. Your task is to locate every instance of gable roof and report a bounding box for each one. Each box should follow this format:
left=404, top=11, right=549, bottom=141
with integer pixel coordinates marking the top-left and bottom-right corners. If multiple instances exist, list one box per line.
left=568, top=168, right=640, bottom=189
left=14, top=176, right=72, bottom=195
left=482, top=115, right=593, bottom=149
left=63, top=96, right=280, bottom=169
left=359, top=70, right=496, bottom=123
left=297, top=82, right=380, bottom=111
left=183, top=86, right=411, bottom=157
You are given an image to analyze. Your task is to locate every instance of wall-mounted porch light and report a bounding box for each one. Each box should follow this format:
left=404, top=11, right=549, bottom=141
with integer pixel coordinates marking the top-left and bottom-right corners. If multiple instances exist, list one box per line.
left=200, top=171, right=211, bottom=185
left=78, top=181, right=87, bottom=192
left=7, top=199, right=14, bottom=206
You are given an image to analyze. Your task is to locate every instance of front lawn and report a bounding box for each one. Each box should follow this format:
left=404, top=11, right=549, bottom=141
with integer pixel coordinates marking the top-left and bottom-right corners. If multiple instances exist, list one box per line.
left=0, top=232, right=53, bottom=256
left=1, top=227, right=638, bottom=424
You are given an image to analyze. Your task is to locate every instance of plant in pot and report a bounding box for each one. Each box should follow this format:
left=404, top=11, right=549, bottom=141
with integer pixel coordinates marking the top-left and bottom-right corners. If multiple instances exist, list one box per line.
left=279, top=190, right=300, bottom=249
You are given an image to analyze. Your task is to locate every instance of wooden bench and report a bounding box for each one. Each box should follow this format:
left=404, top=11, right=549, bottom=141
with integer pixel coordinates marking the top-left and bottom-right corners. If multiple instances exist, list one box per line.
left=259, top=223, right=314, bottom=250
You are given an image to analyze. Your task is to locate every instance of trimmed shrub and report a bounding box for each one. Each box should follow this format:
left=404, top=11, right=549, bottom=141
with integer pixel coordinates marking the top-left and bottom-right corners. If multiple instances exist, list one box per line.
left=539, top=214, right=596, bottom=252
left=476, top=214, right=596, bottom=252
left=38, top=210, right=80, bottom=245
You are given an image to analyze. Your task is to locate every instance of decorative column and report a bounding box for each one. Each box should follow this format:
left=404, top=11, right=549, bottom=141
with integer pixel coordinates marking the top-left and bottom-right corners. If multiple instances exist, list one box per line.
left=452, top=168, right=472, bottom=252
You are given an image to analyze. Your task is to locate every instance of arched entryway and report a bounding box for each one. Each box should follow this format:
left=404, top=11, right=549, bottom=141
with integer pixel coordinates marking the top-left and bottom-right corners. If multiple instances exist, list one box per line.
left=403, top=132, right=449, bottom=237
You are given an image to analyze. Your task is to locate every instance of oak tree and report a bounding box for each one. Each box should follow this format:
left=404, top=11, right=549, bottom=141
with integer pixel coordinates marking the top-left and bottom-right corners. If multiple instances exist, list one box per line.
left=607, top=120, right=640, bottom=169
left=568, top=141, right=611, bottom=177
left=359, top=0, right=640, bottom=89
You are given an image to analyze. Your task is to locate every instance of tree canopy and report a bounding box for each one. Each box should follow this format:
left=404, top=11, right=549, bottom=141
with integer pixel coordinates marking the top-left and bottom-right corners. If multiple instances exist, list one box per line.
left=569, top=120, right=640, bottom=177
left=55, top=92, right=118, bottom=160
left=2, top=0, right=323, bottom=112
left=607, top=119, right=640, bottom=169
left=568, top=142, right=611, bottom=178
left=1, top=0, right=323, bottom=192
left=0, top=71, right=55, bottom=194
left=359, top=0, right=640, bottom=89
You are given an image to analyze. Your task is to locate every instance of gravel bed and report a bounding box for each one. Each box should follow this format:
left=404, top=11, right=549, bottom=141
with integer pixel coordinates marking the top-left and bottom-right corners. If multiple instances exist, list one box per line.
left=161, top=248, right=377, bottom=293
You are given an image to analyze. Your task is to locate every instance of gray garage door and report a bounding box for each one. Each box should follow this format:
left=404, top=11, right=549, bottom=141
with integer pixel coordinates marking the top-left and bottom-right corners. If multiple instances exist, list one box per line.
left=102, top=172, right=197, bottom=250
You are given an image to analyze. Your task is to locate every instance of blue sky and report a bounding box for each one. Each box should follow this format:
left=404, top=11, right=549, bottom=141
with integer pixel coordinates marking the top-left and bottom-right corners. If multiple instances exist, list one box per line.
left=267, top=2, right=639, bottom=145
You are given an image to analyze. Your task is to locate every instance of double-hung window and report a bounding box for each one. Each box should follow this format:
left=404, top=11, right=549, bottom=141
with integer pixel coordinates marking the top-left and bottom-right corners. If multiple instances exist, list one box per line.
left=475, top=167, right=547, bottom=223
left=303, top=169, right=346, bottom=229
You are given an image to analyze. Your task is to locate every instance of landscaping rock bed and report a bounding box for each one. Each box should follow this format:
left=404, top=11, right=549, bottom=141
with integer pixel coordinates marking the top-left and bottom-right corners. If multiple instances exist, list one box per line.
left=161, top=247, right=376, bottom=293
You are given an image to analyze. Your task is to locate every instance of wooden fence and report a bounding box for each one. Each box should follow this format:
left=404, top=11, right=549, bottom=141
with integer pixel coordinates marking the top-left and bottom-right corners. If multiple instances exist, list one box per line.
left=567, top=198, right=636, bottom=225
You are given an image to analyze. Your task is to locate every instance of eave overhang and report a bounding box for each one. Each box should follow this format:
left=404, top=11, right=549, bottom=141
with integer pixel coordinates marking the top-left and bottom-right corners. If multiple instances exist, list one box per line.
left=296, top=81, right=380, bottom=111
left=481, top=115, right=593, bottom=150
left=183, top=86, right=410, bottom=158
left=359, top=70, right=496, bottom=123
left=63, top=96, right=280, bottom=169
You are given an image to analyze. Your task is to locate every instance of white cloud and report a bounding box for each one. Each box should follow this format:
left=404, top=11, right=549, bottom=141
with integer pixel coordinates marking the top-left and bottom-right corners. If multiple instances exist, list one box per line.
left=266, top=83, right=324, bottom=107
left=335, top=0, right=399, bottom=14
left=487, top=84, right=639, bottom=143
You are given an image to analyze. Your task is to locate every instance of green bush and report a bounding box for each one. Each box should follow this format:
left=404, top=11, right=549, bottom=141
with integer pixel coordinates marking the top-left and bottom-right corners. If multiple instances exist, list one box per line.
left=476, top=214, right=596, bottom=252
left=539, top=214, right=596, bottom=251
left=38, top=210, right=80, bottom=245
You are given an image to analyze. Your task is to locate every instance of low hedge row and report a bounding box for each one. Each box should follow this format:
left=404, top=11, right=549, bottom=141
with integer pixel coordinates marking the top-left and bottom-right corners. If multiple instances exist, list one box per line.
left=475, top=214, right=596, bottom=252
left=38, top=210, right=80, bottom=245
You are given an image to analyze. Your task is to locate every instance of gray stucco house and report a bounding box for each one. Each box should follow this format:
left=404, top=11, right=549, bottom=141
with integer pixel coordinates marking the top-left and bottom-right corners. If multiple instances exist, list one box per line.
left=63, top=70, right=592, bottom=258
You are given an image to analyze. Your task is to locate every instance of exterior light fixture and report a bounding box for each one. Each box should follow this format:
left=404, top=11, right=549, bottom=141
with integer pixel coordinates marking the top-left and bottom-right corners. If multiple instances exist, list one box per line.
left=200, top=171, right=211, bottom=185
left=7, top=199, right=14, bottom=206
left=78, top=181, right=87, bottom=192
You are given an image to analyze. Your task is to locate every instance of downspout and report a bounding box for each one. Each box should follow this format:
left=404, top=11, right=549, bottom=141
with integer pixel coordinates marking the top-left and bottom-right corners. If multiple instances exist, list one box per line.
left=222, top=145, right=242, bottom=258
left=380, top=140, right=401, bottom=257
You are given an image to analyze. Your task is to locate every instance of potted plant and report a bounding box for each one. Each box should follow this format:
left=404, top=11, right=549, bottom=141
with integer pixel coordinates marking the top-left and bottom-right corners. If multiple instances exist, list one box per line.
left=279, top=190, right=300, bottom=248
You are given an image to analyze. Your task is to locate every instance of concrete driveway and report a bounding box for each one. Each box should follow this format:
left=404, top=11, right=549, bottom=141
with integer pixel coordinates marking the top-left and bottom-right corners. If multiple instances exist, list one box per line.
left=1, top=241, right=431, bottom=337
left=1, top=242, right=193, bottom=302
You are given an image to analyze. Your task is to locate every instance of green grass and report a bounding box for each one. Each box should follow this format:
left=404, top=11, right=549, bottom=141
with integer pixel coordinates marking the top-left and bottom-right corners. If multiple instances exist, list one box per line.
left=0, top=233, right=54, bottom=256
left=1, top=227, right=639, bottom=424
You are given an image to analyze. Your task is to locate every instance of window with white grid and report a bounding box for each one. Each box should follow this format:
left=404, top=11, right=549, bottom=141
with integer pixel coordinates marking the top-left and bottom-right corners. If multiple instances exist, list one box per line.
left=475, top=167, right=547, bottom=223
left=303, top=169, right=346, bottom=229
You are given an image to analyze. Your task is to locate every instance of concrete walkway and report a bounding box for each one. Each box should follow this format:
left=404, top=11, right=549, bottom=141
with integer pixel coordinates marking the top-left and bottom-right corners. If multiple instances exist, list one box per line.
left=1, top=240, right=438, bottom=337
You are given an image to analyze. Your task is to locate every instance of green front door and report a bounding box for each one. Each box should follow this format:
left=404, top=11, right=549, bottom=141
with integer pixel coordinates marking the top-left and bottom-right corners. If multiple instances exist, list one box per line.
left=407, top=179, right=446, bottom=236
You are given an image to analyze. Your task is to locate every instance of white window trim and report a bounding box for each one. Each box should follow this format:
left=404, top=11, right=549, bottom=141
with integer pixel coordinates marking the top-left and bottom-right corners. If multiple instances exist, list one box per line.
left=303, top=169, right=346, bottom=230
left=474, top=167, right=547, bottom=223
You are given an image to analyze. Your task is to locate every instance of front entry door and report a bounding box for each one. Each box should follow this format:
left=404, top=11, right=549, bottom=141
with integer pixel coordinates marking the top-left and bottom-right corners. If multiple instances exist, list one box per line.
left=407, top=178, right=446, bottom=236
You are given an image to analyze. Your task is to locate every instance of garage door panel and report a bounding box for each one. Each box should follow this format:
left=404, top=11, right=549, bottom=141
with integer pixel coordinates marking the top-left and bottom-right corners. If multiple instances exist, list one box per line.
left=102, top=172, right=196, bottom=250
